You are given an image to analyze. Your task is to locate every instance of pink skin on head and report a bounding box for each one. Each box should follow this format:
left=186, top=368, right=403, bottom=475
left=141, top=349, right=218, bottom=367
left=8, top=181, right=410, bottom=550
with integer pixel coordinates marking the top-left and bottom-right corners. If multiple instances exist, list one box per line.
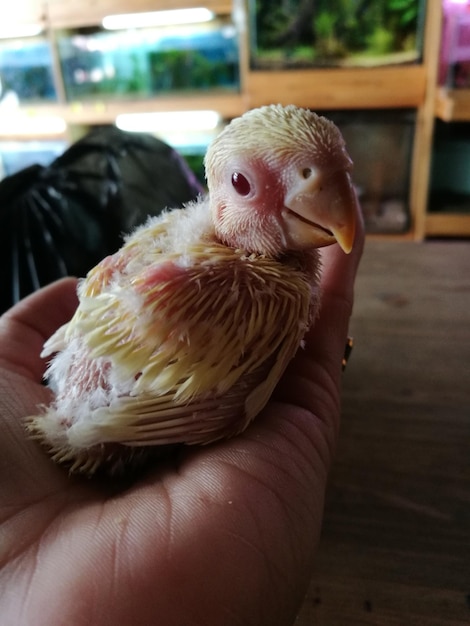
left=211, top=156, right=289, bottom=255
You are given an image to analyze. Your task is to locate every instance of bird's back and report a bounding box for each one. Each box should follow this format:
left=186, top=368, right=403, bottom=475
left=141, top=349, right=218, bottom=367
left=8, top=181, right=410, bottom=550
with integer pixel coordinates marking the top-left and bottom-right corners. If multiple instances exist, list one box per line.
left=32, top=213, right=319, bottom=473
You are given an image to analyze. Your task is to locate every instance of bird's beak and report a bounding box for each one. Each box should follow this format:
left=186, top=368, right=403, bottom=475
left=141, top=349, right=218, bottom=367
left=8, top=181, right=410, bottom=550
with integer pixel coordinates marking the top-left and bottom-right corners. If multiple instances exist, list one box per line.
left=283, top=170, right=358, bottom=253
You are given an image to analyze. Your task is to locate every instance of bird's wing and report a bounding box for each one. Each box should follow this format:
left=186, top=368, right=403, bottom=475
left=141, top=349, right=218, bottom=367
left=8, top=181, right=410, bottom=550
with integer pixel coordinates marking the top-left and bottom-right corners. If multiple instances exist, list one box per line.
left=41, top=212, right=174, bottom=358
left=67, top=244, right=314, bottom=446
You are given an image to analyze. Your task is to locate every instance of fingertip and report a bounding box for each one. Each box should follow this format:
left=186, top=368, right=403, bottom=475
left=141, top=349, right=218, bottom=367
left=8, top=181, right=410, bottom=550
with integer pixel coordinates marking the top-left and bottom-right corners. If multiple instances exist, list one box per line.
left=303, top=201, right=364, bottom=375
left=319, top=198, right=365, bottom=301
left=2, top=277, right=79, bottom=342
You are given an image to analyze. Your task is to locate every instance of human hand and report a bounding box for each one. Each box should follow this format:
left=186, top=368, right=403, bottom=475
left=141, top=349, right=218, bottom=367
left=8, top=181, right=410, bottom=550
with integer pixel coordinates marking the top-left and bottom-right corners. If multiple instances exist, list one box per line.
left=0, top=217, right=363, bottom=626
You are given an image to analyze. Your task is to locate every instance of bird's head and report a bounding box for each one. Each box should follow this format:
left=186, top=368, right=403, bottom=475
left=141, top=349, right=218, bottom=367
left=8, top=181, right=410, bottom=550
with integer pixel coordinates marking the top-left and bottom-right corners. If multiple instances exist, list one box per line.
left=204, top=104, right=358, bottom=256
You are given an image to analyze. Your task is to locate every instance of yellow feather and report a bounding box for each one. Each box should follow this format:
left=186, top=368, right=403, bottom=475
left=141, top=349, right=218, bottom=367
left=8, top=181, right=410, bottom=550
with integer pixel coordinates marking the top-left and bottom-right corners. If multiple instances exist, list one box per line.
left=60, top=240, right=317, bottom=447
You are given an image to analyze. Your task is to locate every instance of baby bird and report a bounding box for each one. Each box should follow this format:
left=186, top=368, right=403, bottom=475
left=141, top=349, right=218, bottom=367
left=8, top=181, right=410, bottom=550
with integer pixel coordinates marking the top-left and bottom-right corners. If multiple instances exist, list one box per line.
left=28, top=104, right=358, bottom=475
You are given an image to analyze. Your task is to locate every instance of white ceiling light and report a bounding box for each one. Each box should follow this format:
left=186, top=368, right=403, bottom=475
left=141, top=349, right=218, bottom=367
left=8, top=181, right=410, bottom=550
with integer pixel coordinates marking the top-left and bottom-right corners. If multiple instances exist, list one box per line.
left=0, top=114, right=66, bottom=136
left=116, top=110, right=221, bottom=133
left=0, top=24, right=43, bottom=39
left=102, top=8, right=215, bottom=30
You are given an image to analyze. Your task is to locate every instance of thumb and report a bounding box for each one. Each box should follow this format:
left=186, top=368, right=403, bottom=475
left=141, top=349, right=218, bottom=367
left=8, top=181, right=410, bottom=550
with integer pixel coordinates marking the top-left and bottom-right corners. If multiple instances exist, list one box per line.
left=305, top=199, right=364, bottom=381
left=0, top=278, right=78, bottom=381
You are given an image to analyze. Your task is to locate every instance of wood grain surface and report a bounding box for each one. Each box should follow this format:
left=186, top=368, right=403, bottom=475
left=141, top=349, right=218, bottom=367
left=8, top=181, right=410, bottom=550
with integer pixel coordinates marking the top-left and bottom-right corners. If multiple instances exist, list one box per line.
left=296, top=240, right=470, bottom=625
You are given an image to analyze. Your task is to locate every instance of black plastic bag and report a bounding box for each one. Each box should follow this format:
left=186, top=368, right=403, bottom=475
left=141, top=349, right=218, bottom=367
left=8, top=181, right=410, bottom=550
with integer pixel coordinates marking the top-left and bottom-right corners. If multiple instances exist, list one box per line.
left=0, top=126, right=203, bottom=314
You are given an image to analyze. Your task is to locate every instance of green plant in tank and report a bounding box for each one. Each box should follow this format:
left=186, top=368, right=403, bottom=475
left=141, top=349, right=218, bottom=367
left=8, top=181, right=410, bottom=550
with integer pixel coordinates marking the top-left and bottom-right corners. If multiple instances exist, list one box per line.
left=254, top=0, right=316, bottom=58
left=252, top=0, right=423, bottom=66
left=125, top=52, right=149, bottom=95
left=149, top=48, right=237, bottom=93
left=387, top=0, right=419, bottom=27
left=314, top=10, right=345, bottom=59
left=366, top=26, right=395, bottom=55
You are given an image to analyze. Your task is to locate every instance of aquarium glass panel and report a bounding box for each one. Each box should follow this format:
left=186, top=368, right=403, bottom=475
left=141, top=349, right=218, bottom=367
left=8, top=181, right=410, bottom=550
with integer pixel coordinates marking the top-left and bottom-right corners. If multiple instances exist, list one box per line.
left=429, top=120, right=470, bottom=214
left=0, top=37, right=57, bottom=104
left=325, top=110, right=414, bottom=233
left=0, top=140, right=67, bottom=180
left=58, top=18, right=239, bottom=101
left=250, top=0, right=426, bottom=69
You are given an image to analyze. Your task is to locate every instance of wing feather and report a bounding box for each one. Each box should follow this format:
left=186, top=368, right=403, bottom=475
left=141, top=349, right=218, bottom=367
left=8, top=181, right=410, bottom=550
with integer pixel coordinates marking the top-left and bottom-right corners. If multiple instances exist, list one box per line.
left=56, top=240, right=317, bottom=448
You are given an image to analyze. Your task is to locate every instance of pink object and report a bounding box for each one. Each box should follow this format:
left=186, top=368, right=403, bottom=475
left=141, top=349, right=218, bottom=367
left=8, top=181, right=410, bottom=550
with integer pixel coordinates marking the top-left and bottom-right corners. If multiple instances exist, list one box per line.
left=440, top=1, right=470, bottom=85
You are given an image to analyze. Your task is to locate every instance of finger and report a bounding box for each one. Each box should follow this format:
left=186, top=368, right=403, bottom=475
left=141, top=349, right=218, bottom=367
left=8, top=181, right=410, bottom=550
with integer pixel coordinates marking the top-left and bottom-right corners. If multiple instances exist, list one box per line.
left=320, top=195, right=365, bottom=308
left=0, top=278, right=78, bottom=381
left=279, top=202, right=364, bottom=416
left=309, top=199, right=364, bottom=349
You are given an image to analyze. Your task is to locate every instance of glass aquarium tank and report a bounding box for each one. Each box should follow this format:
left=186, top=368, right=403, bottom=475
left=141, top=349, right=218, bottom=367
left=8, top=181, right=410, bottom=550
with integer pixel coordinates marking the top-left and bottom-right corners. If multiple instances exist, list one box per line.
left=250, top=0, right=426, bottom=69
left=429, top=120, right=470, bottom=214
left=0, top=37, right=57, bottom=104
left=57, top=17, right=239, bottom=101
left=0, top=140, right=67, bottom=180
left=326, top=109, right=414, bottom=233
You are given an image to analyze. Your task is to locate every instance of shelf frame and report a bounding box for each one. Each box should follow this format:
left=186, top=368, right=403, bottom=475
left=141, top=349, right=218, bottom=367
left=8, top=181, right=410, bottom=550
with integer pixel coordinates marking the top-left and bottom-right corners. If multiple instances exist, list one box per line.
left=435, top=87, right=470, bottom=121
left=47, top=0, right=233, bottom=28
left=408, top=0, right=442, bottom=240
left=59, top=94, right=246, bottom=125
left=245, top=65, right=427, bottom=110
left=425, top=212, right=470, bottom=237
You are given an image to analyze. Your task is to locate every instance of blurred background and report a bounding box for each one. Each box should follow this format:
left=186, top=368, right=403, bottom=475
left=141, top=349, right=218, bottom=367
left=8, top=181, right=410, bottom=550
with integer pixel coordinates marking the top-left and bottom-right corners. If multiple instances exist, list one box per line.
left=0, top=3, right=469, bottom=624
left=2, top=0, right=470, bottom=239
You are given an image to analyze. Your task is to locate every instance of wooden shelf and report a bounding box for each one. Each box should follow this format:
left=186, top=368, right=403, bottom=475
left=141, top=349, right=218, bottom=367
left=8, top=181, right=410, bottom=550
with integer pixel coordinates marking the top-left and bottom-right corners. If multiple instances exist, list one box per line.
left=59, top=93, right=246, bottom=125
left=245, top=65, right=427, bottom=110
left=47, top=0, right=232, bottom=28
left=435, top=87, right=470, bottom=121
left=425, top=212, right=470, bottom=237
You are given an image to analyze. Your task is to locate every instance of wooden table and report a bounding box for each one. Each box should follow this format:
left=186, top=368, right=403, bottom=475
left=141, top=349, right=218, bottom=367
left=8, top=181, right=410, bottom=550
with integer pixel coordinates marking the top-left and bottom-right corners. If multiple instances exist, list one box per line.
left=296, top=240, right=470, bottom=625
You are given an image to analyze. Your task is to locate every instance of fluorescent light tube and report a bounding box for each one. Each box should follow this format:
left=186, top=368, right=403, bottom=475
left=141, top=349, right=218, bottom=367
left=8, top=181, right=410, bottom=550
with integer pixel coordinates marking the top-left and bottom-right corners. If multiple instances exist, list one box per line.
left=0, top=24, right=43, bottom=39
left=0, top=114, right=67, bottom=136
left=103, top=8, right=215, bottom=30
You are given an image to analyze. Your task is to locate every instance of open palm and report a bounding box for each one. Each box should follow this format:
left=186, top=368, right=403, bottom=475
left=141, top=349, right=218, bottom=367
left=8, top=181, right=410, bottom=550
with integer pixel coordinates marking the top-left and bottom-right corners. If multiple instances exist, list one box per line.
left=0, top=226, right=362, bottom=626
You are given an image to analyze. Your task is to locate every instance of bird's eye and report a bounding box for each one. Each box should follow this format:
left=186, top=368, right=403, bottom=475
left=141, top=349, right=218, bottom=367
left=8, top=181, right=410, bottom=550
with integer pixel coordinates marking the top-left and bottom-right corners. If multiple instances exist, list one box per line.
left=231, top=172, right=251, bottom=196
left=302, top=167, right=313, bottom=179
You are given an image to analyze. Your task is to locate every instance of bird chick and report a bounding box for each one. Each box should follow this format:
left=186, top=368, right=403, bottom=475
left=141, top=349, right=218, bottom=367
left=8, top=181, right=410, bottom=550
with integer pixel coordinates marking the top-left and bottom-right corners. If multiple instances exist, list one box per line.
left=28, top=104, right=358, bottom=476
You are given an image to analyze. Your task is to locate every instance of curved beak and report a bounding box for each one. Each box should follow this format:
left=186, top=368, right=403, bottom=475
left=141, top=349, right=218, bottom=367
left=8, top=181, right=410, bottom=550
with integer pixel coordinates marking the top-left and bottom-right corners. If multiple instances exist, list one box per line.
left=283, top=169, right=358, bottom=253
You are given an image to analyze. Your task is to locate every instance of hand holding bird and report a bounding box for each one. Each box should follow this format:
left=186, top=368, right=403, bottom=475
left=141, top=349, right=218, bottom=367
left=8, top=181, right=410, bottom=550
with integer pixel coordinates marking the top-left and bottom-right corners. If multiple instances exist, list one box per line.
left=0, top=202, right=363, bottom=624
